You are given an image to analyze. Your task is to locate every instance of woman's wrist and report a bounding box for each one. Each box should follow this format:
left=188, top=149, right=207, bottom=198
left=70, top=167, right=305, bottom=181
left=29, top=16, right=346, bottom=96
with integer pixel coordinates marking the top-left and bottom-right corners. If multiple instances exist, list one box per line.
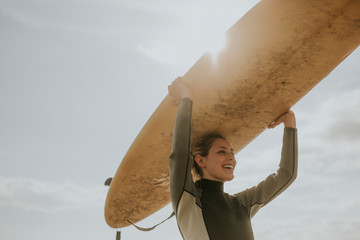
left=284, top=120, right=296, bottom=128
left=182, top=92, right=193, bottom=100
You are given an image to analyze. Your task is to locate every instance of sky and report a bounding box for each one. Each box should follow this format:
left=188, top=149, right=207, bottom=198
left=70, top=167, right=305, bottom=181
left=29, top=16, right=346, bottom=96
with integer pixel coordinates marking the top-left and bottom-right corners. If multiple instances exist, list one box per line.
left=0, top=0, right=359, bottom=239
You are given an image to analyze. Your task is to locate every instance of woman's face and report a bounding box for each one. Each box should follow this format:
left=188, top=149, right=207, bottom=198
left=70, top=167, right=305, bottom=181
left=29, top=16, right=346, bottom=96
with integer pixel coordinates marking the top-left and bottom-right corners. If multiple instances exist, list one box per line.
left=196, top=138, right=236, bottom=182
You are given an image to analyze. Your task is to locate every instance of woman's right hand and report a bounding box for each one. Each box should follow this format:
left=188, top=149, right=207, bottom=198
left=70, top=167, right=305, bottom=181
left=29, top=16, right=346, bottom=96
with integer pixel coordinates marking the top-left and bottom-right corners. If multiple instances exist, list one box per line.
left=268, top=110, right=296, bottom=129
left=168, top=77, right=193, bottom=106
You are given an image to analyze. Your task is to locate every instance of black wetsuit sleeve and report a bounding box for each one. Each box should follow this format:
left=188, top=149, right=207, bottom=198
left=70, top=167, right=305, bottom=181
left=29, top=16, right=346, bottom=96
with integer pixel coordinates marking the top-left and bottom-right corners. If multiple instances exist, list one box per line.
left=235, top=127, right=298, bottom=217
left=169, top=97, right=194, bottom=212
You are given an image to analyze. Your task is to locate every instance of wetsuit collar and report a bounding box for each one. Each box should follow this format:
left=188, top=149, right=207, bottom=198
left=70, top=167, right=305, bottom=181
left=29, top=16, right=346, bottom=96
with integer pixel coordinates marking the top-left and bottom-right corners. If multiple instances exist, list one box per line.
left=196, top=179, right=224, bottom=192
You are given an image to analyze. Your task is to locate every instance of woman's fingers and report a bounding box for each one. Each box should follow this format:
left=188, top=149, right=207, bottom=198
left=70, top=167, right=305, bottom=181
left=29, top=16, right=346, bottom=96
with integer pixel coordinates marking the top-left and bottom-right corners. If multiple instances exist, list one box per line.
left=168, top=76, right=193, bottom=101
left=284, top=110, right=296, bottom=128
left=268, top=117, right=283, bottom=128
left=268, top=111, right=295, bottom=129
left=171, top=99, right=180, bottom=106
left=168, top=77, right=183, bottom=96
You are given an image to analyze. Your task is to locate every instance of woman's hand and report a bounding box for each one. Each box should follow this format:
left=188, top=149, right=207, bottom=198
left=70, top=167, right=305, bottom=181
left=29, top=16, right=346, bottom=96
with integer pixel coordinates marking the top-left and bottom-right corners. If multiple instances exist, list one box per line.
left=168, top=77, right=193, bottom=106
left=268, top=110, right=296, bottom=129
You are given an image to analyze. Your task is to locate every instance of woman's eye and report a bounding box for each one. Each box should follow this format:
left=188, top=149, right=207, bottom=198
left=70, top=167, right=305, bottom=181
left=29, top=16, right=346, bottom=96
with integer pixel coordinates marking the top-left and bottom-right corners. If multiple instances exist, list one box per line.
left=218, top=151, right=226, bottom=154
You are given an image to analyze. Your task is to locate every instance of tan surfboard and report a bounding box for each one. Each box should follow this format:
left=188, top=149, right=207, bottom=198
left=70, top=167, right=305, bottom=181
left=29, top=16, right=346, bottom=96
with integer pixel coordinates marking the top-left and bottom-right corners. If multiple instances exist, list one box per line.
left=105, top=0, right=360, bottom=228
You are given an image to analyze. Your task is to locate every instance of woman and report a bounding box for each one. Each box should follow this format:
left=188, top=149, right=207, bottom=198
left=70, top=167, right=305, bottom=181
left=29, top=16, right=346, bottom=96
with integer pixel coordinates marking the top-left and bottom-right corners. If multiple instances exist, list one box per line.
left=168, top=77, right=298, bottom=240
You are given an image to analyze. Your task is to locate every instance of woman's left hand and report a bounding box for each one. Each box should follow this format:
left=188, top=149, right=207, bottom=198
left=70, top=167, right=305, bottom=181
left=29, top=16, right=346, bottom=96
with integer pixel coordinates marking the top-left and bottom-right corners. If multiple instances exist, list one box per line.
left=268, top=110, right=296, bottom=129
left=168, top=77, right=193, bottom=106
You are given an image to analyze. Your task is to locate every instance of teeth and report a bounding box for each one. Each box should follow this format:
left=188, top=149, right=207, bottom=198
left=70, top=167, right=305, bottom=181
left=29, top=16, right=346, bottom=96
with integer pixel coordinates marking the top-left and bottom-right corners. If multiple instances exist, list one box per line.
left=223, top=165, right=233, bottom=169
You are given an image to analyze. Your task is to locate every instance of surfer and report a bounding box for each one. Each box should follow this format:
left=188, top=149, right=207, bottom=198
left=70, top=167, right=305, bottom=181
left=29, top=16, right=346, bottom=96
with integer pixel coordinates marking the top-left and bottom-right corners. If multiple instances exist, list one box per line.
left=168, top=77, right=297, bottom=240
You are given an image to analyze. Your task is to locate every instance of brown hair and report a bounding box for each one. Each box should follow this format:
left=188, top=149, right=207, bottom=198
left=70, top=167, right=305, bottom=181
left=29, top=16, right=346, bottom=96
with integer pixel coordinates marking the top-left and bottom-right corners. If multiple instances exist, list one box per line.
left=191, top=133, right=226, bottom=181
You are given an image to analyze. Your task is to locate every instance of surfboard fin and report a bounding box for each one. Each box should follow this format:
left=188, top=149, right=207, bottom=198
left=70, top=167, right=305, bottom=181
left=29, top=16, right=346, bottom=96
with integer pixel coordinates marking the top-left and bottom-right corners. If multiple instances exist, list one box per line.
left=104, top=177, right=113, bottom=186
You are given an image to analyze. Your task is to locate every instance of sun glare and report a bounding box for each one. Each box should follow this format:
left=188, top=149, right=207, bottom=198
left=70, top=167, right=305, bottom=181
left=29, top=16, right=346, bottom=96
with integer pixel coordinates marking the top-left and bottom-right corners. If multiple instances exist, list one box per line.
left=207, top=34, right=227, bottom=58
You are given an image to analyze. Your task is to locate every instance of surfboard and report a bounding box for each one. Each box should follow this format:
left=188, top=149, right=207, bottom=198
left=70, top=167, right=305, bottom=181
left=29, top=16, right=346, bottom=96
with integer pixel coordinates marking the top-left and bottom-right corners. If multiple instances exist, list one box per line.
left=105, top=0, right=360, bottom=228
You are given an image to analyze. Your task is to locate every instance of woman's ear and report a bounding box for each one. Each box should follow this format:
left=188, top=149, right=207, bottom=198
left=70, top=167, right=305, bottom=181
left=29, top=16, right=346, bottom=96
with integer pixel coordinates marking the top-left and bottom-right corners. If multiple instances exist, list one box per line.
left=195, top=155, right=206, bottom=168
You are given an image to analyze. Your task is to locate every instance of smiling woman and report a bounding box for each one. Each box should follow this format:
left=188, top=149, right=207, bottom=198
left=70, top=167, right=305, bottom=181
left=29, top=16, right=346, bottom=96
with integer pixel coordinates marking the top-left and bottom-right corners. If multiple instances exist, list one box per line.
left=193, top=136, right=236, bottom=182
left=168, top=78, right=298, bottom=240
left=191, top=133, right=231, bottom=182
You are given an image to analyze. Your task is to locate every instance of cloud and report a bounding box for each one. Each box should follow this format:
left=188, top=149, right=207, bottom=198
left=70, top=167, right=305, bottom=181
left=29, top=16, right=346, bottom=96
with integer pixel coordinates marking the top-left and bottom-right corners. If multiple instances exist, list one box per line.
left=0, top=177, right=106, bottom=213
left=0, top=0, right=175, bottom=37
left=328, top=119, right=360, bottom=141
left=252, top=175, right=360, bottom=239
left=324, top=104, right=360, bottom=142
left=291, top=75, right=360, bottom=174
left=1, top=0, right=260, bottom=68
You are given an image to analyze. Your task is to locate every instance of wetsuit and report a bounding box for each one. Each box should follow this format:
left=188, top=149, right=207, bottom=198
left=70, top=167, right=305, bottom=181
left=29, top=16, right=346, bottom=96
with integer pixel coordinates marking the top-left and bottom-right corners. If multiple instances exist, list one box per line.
left=169, top=98, right=298, bottom=240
